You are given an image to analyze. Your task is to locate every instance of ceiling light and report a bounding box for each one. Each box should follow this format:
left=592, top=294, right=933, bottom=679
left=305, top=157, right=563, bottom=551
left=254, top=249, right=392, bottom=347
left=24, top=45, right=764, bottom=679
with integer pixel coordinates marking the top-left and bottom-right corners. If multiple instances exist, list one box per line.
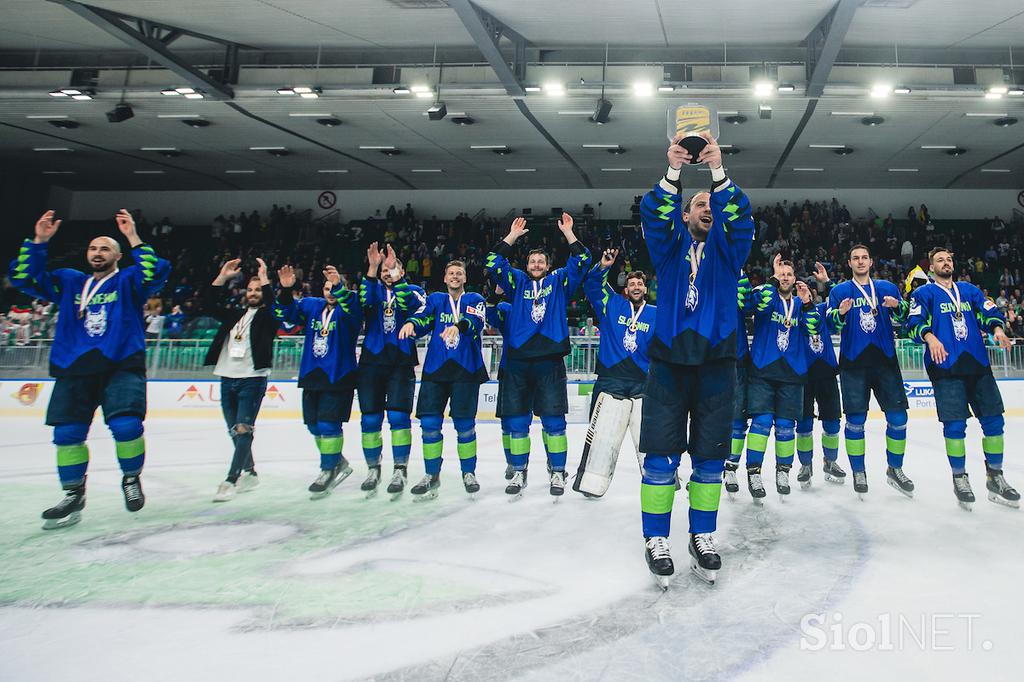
left=27, top=115, right=69, bottom=119
left=988, top=86, right=1008, bottom=95
left=160, top=88, right=180, bottom=96
left=42, top=171, right=75, bottom=175
left=48, top=90, right=69, bottom=97
left=71, top=94, right=93, bottom=100
left=182, top=119, right=210, bottom=127
left=601, top=168, right=632, bottom=172
left=920, top=145, right=956, bottom=149
left=894, top=86, right=912, bottom=94
left=359, top=146, right=396, bottom=150
left=410, top=85, right=430, bottom=93
left=316, top=117, right=342, bottom=127
left=426, top=102, right=447, bottom=120
left=470, top=145, right=508, bottom=149
left=870, top=83, right=891, bottom=98
left=175, top=87, right=195, bottom=95
left=140, top=147, right=178, bottom=151
left=888, top=168, right=919, bottom=172
left=157, top=114, right=200, bottom=118
left=33, top=147, right=72, bottom=152
left=300, top=92, right=321, bottom=99
left=582, top=144, right=622, bottom=148
left=393, top=87, right=411, bottom=94
left=830, top=111, right=875, bottom=116
left=753, top=81, right=774, bottom=96
left=964, top=112, right=1007, bottom=117
left=184, top=93, right=204, bottom=99
left=777, top=83, right=796, bottom=93
left=524, top=86, right=541, bottom=92
left=833, top=146, right=855, bottom=155
left=543, top=82, right=564, bottom=95
left=505, top=168, right=536, bottom=172
left=317, top=169, right=349, bottom=173
left=288, top=112, right=330, bottom=117
left=410, top=169, right=443, bottom=173
left=985, top=92, right=1003, bottom=99
left=861, top=116, right=885, bottom=126
left=277, top=87, right=296, bottom=95
left=133, top=170, right=165, bottom=174
left=249, top=146, right=287, bottom=151
left=293, top=87, right=313, bottom=94
left=658, top=85, right=675, bottom=92
left=793, top=168, right=824, bottom=172
left=1008, top=88, right=1024, bottom=96
left=415, top=91, right=434, bottom=99
left=946, top=147, right=967, bottom=156
left=633, top=81, right=653, bottom=96
left=980, top=168, right=1011, bottom=173
left=809, top=144, right=848, bottom=149
left=225, top=170, right=256, bottom=174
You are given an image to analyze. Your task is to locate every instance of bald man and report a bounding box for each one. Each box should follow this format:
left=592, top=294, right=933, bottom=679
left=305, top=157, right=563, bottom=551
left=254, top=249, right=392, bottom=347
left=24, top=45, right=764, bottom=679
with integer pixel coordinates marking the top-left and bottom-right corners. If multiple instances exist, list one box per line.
left=8, top=210, right=170, bottom=529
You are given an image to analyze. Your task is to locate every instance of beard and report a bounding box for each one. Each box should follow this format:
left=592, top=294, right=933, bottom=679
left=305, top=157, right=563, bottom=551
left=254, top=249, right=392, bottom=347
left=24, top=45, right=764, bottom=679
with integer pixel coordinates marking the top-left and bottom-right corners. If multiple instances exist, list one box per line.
left=246, top=295, right=262, bottom=307
left=89, top=259, right=111, bottom=272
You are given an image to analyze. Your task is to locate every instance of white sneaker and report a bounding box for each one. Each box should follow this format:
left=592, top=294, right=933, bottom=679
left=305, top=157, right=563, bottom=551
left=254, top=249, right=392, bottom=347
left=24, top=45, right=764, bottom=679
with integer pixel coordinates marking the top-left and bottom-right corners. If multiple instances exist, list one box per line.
left=236, top=472, right=260, bottom=494
left=213, top=481, right=236, bottom=502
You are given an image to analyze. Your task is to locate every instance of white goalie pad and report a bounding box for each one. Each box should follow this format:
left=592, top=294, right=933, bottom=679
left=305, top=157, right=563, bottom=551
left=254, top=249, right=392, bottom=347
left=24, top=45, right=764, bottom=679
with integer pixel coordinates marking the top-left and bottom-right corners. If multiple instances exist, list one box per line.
left=573, top=392, right=635, bottom=498
left=629, top=397, right=644, bottom=469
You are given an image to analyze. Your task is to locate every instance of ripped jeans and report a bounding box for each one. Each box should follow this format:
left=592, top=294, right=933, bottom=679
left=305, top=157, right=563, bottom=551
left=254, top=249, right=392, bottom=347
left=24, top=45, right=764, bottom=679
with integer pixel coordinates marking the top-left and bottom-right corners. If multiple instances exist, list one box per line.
left=220, top=376, right=269, bottom=483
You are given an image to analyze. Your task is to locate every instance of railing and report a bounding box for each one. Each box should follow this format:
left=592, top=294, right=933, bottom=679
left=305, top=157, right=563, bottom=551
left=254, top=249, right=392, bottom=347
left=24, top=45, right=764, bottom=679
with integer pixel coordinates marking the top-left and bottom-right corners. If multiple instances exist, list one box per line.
left=3, top=336, right=1023, bottom=381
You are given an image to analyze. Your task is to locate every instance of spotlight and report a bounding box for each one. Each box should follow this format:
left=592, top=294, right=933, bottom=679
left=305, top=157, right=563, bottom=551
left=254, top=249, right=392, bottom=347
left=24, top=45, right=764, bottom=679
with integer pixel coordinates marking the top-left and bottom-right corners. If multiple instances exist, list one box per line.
left=894, top=86, right=912, bottom=94
left=777, top=83, right=796, bottom=93
left=50, top=88, right=93, bottom=100
left=633, top=82, right=653, bottom=97
left=426, top=102, right=447, bottom=121
left=988, top=86, right=1009, bottom=95
left=870, top=84, right=891, bottom=98
left=1008, top=88, right=1024, bottom=96
left=277, top=87, right=296, bottom=95
left=298, top=87, right=321, bottom=99
left=591, top=98, right=613, bottom=125
left=543, top=82, right=564, bottom=95
left=393, top=87, right=411, bottom=94
left=105, top=103, right=134, bottom=123
left=753, top=82, right=774, bottom=97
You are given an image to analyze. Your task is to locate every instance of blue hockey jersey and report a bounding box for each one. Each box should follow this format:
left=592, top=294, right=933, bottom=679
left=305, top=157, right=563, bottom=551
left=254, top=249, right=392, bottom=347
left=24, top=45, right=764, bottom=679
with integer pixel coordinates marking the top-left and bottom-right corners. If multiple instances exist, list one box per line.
left=486, top=301, right=512, bottom=371
left=737, top=272, right=754, bottom=363
left=358, top=276, right=425, bottom=366
left=906, top=281, right=1004, bottom=377
left=274, top=285, right=361, bottom=389
left=805, top=301, right=839, bottom=376
left=8, top=239, right=170, bottom=376
left=749, top=283, right=820, bottom=383
left=582, top=264, right=656, bottom=381
left=640, top=176, right=755, bottom=366
left=484, top=240, right=591, bottom=360
left=406, top=291, right=488, bottom=383
left=826, top=278, right=908, bottom=368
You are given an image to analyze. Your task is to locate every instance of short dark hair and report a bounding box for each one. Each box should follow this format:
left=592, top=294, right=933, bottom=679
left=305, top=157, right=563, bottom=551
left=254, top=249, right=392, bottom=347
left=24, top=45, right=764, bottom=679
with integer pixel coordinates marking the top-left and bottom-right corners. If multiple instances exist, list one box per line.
left=684, top=191, right=710, bottom=213
left=848, top=244, right=870, bottom=259
left=248, top=275, right=262, bottom=285
left=445, top=259, right=466, bottom=273
left=527, top=248, right=549, bottom=264
left=625, top=270, right=647, bottom=284
left=928, top=247, right=952, bottom=262
left=778, top=260, right=795, bottom=270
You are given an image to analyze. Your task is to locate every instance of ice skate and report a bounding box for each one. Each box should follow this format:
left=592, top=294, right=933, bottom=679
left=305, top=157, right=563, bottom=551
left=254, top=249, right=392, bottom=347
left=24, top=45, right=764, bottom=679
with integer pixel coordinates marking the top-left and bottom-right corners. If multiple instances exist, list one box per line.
left=986, top=465, right=1020, bottom=509
left=688, top=533, right=721, bottom=585
left=410, top=473, right=440, bottom=501
left=236, top=471, right=259, bottom=494
left=308, top=459, right=353, bottom=499
left=463, top=471, right=480, bottom=497
left=953, top=472, right=975, bottom=511
left=212, top=481, right=235, bottom=503
left=121, top=475, right=145, bottom=512
left=41, top=482, right=86, bottom=530
left=505, top=469, right=527, bottom=500
left=549, top=470, right=566, bottom=498
left=823, top=459, right=846, bottom=484
left=776, top=465, right=791, bottom=497
left=797, top=464, right=812, bottom=489
left=853, top=471, right=868, bottom=500
left=746, top=466, right=766, bottom=505
left=723, top=462, right=740, bottom=495
left=361, top=465, right=381, bottom=499
left=387, top=466, right=407, bottom=500
left=504, top=463, right=514, bottom=481
left=886, top=466, right=915, bottom=499
left=644, top=536, right=674, bottom=590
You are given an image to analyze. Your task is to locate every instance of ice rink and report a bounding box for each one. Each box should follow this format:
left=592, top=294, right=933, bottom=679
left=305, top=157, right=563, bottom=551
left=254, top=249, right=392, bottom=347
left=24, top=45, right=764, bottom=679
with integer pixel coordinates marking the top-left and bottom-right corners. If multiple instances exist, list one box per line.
left=0, top=416, right=1020, bottom=681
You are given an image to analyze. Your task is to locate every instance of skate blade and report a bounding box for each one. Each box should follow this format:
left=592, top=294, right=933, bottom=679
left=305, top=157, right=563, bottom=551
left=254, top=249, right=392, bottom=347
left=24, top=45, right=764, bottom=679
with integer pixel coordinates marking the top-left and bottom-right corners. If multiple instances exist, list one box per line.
left=725, top=486, right=739, bottom=495
left=412, top=490, right=439, bottom=503
left=332, top=468, right=353, bottom=489
left=309, top=490, right=332, bottom=500
left=857, top=493, right=867, bottom=501
left=651, top=573, right=671, bottom=590
left=506, top=492, right=524, bottom=502
left=988, top=492, right=1021, bottom=509
left=799, top=480, right=811, bottom=490
left=363, top=488, right=379, bottom=500
left=41, top=511, right=81, bottom=530
left=212, top=496, right=233, bottom=503
left=388, top=490, right=404, bottom=501
left=886, top=478, right=914, bottom=499
left=751, top=497, right=765, bottom=506
left=689, top=561, right=717, bottom=585
left=777, top=492, right=789, bottom=501
left=726, top=491, right=737, bottom=501
left=465, top=491, right=478, bottom=501
left=825, top=474, right=845, bottom=485
left=958, top=500, right=974, bottom=512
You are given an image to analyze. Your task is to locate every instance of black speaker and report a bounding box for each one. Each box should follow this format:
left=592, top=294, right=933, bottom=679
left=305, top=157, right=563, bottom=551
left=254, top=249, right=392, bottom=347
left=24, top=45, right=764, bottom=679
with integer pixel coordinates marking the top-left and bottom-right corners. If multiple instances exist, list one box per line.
left=106, top=103, right=134, bottom=123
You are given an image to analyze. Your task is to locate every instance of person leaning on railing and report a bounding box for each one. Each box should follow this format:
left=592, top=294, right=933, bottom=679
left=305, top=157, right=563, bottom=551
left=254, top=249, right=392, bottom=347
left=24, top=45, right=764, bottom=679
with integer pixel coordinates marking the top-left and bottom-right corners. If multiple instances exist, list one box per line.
left=203, top=257, right=281, bottom=502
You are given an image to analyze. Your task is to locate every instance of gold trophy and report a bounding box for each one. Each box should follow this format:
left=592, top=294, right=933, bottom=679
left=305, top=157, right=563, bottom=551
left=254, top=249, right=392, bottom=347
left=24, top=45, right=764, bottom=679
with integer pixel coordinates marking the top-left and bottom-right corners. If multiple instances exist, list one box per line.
left=667, top=103, right=719, bottom=163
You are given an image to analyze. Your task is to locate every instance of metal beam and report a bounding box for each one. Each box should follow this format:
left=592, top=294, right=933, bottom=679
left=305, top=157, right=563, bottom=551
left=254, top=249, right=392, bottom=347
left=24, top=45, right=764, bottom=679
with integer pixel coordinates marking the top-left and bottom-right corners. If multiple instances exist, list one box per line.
left=804, top=0, right=864, bottom=98
left=447, top=0, right=525, bottom=96
left=46, top=0, right=245, bottom=100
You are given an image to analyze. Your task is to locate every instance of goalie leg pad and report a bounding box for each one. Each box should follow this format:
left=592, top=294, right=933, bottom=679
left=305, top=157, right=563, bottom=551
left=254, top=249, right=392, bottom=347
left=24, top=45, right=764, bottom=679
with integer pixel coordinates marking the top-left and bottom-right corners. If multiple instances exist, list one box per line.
left=573, top=392, right=633, bottom=497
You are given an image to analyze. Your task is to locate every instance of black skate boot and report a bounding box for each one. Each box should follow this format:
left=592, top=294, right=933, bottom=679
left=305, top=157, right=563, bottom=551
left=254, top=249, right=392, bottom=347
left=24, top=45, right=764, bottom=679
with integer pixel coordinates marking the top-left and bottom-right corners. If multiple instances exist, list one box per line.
left=463, top=472, right=480, bottom=496
left=776, top=465, right=792, bottom=497
left=121, top=475, right=145, bottom=512
left=506, top=469, right=527, bottom=499
left=41, top=480, right=86, bottom=530
left=549, top=470, right=566, bottom=498
left=953, top=472, right=975, bottom=511
left=361, top=465, right=381, bottom=498
left=308, top=458, right=353, bottom=499
left=504, top=463, right=514, bottom=481
left=986, top=464, right=1020, bottom=509
left=644, top=536, right=674, bottom=589
left=387, top=465, right=407, bottom=499
left=797, top=464, right=813, bottom=489
left=410, top=472, right=441, bottom=501
left=723, top=461, right=740, bottom=494
left=823, top=459, right=847, bottom=484
left=746, top=466, right=766, bottom=504
left=688, top=533, right=721, bottom=585
left=853, top=470, right=868, bottom=499
left=886, top=466, right=915, bottom=498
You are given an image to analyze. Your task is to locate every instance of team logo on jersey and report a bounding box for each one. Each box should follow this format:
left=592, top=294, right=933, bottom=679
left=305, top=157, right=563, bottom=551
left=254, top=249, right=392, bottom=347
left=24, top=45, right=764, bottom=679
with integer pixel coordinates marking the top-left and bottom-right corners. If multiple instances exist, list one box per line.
left=952, top=313, right=969, bottom=341
left=84, top=306, right=107, bottom=337
left=312, top=334, right=329, bottom=358
left=382, top=306, right=397, bottom=333
left=809, top=334, right=824, bottom=354
left=859, top=309, right=876, bottom=333
left=531, top=299, right=547, bottom=323
left=443, top=330, right=461, bottom=350
left=776, top=327, right=791, bottom=352
left=622, top=329, right=638, bottom=354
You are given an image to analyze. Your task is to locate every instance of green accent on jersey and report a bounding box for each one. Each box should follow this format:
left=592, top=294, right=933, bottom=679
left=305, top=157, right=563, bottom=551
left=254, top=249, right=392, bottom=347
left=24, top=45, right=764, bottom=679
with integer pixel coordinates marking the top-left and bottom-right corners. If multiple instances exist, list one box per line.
left=391, top=428, right=412, bottom=447
left=982, top=435, right=1003, bottom=456
left=56, top=443, right=89, bottom=467
left=115, top=437, right=145, bottom=460
left=640, top=482, right=675, bottom=514
left=845, top=437, right=866, bottom=456
left=318, top=435, right=343, bottom=455
left=688, top=481, right=722, bottom=512
left=885, top=435, right=906, bottom=455
left=361, top=431, right=383, bottom=449
left=457, top=440, right=476, bottom=459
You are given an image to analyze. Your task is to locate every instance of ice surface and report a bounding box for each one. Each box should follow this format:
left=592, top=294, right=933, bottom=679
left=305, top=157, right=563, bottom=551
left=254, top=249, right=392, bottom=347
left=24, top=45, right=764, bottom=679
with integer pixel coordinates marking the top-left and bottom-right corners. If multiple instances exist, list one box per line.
left=0, top=416, right=1020, bottom=681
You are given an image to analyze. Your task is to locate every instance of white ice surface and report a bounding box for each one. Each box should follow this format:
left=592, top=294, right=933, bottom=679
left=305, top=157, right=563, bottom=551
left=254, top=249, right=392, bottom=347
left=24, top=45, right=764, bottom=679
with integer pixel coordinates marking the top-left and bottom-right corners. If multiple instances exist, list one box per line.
left=0, top=417, right=1020, bottom=681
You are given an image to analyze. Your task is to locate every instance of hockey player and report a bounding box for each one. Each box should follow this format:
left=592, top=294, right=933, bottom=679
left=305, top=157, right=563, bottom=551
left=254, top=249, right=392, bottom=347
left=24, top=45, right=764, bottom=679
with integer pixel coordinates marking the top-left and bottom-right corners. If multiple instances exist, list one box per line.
left=274, top=264, right=362, bottom=499
left=724, top=271, right=754, bottom=495
left=8, top=209, right=170, bottom=529
left=399, top=260, right=488, bottom=499
left=357, top=243, right=426, bottom=498
left=796, top=263, right=846, bottom=487
left=745, top=255, right=820, bottom=500
left=638, top=132, right=754, bottom=586
left=484, top=289, right=517, bottom=482
left=906, top=247, right=1019, bottom=509
left=573, top=248, right=656, bottom=497
left=826, top=245, right=914, bottom=499
left=485, top=213, right=591, bottom=497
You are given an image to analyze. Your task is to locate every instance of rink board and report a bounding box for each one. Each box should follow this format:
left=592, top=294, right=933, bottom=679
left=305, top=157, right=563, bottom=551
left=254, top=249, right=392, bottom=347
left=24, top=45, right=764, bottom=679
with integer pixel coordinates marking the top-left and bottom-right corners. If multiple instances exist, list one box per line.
left=2, top=377, right=1024, bottom=422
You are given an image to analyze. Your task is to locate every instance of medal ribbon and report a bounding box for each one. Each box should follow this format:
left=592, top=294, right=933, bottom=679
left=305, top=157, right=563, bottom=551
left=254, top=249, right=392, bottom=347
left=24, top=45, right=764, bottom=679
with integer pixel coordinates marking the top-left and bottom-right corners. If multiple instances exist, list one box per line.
left=780, top=294, right=796, bottom=328
left=320, top=304, right=336, bottom=337
left=936, top=281, right=964, bottom=318
left=231, top=307, right=256, bottom=341
left=626, top=301, right=646, bottom=331
left=79, top=269, right=118, bottom=317
left=851, top=277, right=877, bottom=312
left=687, top=242, right=705, bottom=283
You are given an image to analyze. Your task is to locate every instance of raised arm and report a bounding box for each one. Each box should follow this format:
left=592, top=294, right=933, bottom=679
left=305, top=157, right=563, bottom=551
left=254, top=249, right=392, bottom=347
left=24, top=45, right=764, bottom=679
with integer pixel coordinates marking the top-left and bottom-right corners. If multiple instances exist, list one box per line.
left=555, top=212, right=592, bottom=296
left=485, top=217, right=529, bottom=295
left=639, top=139, right=691, bottom=264
left=118, top=209, right=169, bottom=297
left=8, top=211, right=66, bottom=302
left=272, top=264, right=302, bottom=325
left=583, top=249, right=618, bottom=322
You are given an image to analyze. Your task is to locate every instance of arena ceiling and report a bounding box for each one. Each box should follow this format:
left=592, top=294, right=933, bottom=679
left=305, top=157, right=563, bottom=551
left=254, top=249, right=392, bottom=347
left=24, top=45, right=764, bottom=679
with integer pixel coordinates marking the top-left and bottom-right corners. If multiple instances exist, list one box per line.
left=1, top=0, right=1022, bottom=192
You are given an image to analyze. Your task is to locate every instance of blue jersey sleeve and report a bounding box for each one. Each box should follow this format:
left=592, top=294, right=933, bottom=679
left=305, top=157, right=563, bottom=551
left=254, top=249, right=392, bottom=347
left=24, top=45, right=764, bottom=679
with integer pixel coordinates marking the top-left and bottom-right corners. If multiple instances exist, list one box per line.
left=557, top=242, right=592, bottom=298
left=461, top=294, right=487, bottom=339
left=905, top=286, right=933, bottom=343
left=406, top=292, right=438, bottom=338
left=485, top=244, right=526, bottom=297
left=273, top=286, right=303, bottom=326
left=7, top=240, right=65, bottom=302
left=710, top=180, right=755, bottom=267
left=639, top=179, right=684, bottom=270
left=971, top=285, right=1005, bottom=333
left=753, top=283, right=780, bottom=320
left=127, top=243, right=171, bottom=299
left=359, top=277, right=381, bottom=309
left=583, top=264, right=615, bottom=323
